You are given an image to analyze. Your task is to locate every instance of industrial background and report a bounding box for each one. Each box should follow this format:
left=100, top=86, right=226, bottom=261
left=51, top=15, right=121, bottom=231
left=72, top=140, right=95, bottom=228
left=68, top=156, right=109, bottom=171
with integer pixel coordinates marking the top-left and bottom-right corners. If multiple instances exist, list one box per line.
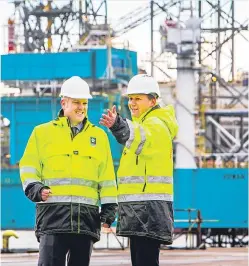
left=0, top=0, right=248, bottom=259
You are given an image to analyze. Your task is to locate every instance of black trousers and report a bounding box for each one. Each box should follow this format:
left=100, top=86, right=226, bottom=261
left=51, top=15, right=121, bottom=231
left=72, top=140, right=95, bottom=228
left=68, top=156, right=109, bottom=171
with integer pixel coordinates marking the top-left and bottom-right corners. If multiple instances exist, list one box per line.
left=38, top=234, right=93, bottom=266
left=130, top=236, right=161, bottom=266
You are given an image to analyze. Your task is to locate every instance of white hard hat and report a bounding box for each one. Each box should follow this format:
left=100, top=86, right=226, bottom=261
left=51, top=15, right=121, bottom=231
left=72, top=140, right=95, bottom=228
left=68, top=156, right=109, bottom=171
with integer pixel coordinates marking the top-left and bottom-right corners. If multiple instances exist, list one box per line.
left=60, top=76, right=92, bottom=99
left=125, top=74, right=161, bottom=97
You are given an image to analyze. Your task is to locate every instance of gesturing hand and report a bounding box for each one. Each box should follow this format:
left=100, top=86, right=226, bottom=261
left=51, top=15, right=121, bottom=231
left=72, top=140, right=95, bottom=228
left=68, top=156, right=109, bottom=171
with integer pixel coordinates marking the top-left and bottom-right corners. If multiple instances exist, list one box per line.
left=99, top=105, right=117, bottom=128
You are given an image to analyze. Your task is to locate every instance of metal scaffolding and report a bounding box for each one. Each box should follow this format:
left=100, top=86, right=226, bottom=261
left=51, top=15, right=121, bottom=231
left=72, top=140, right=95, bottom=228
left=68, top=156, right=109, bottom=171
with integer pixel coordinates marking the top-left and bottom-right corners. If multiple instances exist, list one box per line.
left=10, top=0, right=248, bottom=77
left=146, top=0, right=249, bottom=167
left=10, top=0, right=108, bottom=52
left=197, top=69, right=248, bottom=167
left=110, top=0, right=248, bottom=81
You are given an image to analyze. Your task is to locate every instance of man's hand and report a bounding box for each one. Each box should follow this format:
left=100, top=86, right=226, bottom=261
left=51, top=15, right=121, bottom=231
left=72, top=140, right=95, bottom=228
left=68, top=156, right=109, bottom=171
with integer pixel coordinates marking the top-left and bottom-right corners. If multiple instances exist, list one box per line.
left=99, top=105, right=117, bottom=128
left=41, top=188, right=52, bottom=201
left=101, top=223, right=111, bottom=233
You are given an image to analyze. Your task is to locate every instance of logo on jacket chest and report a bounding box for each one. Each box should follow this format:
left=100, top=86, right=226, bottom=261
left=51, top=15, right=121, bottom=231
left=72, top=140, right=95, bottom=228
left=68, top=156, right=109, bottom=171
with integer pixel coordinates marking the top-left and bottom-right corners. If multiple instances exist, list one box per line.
left=90, top=137, right=96, bottom=146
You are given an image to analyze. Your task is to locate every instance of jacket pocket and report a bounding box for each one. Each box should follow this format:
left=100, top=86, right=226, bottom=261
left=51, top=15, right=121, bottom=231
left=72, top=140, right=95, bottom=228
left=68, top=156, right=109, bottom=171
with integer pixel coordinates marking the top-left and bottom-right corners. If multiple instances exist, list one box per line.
left=42, top=144, right=70, bottom=175
left=43, top=154, right=70, bottom=172
left=36, top=203, right=71, bottom=232
left=79, top=205, right=100, bottom=233
left=119, top=203, right=148, bottom=233
left=74, top=155, right=99, bottom=179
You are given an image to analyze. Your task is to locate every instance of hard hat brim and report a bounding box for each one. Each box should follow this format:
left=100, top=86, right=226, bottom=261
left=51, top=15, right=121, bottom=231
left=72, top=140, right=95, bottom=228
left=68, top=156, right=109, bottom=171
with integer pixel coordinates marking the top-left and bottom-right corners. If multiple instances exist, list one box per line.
left=123, top=91, right=160, bottom=97
left=59, top=94, right=92, bottom=99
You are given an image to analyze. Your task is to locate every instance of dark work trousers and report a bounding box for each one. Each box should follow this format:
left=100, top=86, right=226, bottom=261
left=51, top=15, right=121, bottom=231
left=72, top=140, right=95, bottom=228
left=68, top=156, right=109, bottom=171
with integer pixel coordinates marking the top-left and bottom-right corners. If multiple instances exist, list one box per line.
left=130, top=236, right=161, bottom=266
left=38, top=234, right=93, bottom=266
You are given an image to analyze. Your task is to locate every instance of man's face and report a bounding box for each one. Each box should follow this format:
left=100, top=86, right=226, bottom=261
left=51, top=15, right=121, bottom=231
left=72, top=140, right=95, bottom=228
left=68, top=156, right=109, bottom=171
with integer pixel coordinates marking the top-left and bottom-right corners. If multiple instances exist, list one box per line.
left=61, top=97, right=88, bottom=125
left=128, top=94, right=156, bottom=118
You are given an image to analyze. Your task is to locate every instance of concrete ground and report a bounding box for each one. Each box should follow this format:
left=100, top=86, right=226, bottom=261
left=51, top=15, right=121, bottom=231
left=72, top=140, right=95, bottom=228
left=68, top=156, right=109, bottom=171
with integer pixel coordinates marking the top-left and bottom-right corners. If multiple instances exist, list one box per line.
left=1, top=247, right=248, bottom=266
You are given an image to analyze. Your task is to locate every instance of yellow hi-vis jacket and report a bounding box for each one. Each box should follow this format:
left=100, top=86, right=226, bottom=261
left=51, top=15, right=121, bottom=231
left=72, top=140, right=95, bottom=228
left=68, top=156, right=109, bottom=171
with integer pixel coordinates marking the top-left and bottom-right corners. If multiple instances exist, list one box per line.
left=20, top=117, right=117, bottom=206
left=117, top=105, right=178, bottom=202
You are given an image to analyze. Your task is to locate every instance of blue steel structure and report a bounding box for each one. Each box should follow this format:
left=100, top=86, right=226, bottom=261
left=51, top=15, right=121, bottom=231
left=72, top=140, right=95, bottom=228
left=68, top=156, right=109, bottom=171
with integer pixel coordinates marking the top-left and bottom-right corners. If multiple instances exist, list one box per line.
left=1, top=48, right=137, bottom=82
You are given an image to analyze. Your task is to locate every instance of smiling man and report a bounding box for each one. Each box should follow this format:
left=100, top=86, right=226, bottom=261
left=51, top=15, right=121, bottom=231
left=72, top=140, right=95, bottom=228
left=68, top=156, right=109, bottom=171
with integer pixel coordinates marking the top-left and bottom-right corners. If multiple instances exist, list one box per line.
left=19, top=76, right=117, bottom=266
left=100, top=74, right=178, bottom=266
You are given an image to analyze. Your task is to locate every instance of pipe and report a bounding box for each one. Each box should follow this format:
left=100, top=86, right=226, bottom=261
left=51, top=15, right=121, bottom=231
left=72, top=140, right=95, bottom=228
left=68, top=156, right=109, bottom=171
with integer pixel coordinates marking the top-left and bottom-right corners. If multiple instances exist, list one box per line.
left=2, top=230, right=19, bottom=253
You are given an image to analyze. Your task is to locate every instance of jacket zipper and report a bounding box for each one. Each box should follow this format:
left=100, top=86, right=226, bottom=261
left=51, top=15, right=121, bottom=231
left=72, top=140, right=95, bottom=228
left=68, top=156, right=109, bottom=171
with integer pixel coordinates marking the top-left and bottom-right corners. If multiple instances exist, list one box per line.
left=78, top=204, right=80, bottom=233
left=136, top=156, right=147, bottom=191
left=70, top=155, right=73, bottom=232
left=71, top=204, right=73, bottom=232
left=142, top=164, right=147, bottom=192
left=68, top=120, right=88, bottom=232
left=70, top=126, right=73, bottom=231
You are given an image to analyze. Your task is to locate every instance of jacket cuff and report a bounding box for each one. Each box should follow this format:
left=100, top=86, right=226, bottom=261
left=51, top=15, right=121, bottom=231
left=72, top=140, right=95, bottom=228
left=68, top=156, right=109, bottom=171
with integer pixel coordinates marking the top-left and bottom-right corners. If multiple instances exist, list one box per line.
left=25, top=182, right=49, bottom=202
left=100, top=203, right=118, bottom=226
left=110, top=114, right=120, bottom=131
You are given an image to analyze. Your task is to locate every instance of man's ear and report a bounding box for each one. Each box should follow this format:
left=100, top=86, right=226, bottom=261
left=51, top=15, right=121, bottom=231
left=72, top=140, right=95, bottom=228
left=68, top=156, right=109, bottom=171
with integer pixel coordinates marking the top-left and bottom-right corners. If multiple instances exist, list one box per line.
left=61, top=98, right=67, bottom=109
left=61, top=99, right=64, bottom=108
left=151, top=97, right=157, bottom=107
left=61, top=98, right=68, bottom=109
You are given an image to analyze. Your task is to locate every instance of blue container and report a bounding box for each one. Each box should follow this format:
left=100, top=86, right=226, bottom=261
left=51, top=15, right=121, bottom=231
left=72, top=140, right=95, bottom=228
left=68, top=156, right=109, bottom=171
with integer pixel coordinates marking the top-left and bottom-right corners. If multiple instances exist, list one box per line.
left=173, top=169, right=248, bottom=229
left=1, top=169, right=36, bottom=229
left=1, top=48, right=137, bottom=81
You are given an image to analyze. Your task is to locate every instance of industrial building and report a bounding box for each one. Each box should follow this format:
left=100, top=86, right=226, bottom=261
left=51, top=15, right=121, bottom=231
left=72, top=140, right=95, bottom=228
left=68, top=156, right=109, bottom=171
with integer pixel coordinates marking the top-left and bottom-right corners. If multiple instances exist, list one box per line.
left=0, top=0, right=248, bottom=262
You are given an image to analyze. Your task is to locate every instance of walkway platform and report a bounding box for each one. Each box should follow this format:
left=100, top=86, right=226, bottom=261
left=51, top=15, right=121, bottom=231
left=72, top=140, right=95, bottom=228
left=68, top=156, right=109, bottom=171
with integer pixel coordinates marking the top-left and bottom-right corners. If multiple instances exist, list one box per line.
left=1, top=247, right=248, bottom=266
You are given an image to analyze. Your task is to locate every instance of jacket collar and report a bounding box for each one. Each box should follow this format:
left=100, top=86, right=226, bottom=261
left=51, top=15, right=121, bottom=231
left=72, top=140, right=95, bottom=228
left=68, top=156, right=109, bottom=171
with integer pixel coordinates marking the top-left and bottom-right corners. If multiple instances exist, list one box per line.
left=53, top=109, right=88, bottom=129
left=133, top=104, right=161, bottom=123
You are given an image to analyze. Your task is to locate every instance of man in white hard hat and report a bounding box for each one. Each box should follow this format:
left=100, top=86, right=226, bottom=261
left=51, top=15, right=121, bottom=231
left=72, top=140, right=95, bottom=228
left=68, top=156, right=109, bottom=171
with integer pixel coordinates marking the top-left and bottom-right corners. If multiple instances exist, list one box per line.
left=100, top=74, right=178, bottom=266
left=20, top=76, right=117, bottom=266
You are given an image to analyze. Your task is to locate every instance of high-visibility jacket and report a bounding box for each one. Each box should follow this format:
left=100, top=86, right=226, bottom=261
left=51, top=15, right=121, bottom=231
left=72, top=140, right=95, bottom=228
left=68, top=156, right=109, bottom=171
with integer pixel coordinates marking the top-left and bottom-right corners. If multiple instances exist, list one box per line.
left=117, top=105, right=178, bottom=202
left=109, top=104, right=178, bottom=244
left=20, top=115, right=117, bottom=241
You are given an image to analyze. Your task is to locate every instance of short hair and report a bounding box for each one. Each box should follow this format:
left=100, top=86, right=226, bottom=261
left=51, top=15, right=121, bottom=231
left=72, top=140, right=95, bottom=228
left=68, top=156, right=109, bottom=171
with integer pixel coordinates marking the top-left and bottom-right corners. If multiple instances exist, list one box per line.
left=147, top=93, right=158, bottom=100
